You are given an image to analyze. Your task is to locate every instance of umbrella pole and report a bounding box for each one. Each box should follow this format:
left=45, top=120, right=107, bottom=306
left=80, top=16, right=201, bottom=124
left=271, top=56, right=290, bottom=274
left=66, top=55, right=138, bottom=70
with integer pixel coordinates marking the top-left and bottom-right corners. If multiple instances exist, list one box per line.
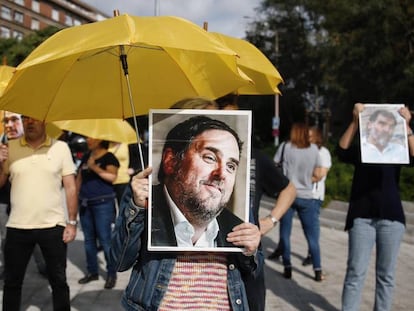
left=120, top=49, right=145, bottom=172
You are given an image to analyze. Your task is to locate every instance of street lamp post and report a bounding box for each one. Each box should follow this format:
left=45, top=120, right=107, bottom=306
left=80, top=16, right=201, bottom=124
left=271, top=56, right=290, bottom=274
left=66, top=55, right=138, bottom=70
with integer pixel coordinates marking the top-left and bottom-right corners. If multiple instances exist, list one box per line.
left=154, top=0, right=160, bottom=16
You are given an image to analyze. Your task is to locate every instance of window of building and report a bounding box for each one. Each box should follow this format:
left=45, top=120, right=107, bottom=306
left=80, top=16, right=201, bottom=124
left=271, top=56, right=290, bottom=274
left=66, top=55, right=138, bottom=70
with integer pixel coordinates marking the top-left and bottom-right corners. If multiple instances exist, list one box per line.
left=14, top=0, right=24, bottom=5
left=1, top=6, right=12, bottom=21
left=0, top=26, right=10, bottom=39
left=51, top=9, right=59, bottom=21
left=73, top=19, right=81, bottom=26
left=13, top=30, right=23, bottom=40
left=14, top=11, right=23, bottom=23
left=64, top=14, right=73, bottom=26
left=31, top=18, right=40, bottom=30
left=32, top=0, right=39, bottom=13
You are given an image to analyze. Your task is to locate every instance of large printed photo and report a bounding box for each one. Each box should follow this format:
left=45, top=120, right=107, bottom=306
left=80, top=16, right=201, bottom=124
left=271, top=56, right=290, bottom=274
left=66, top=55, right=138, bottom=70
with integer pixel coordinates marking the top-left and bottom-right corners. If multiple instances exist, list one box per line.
left=148, top=109, right=251, bottom=252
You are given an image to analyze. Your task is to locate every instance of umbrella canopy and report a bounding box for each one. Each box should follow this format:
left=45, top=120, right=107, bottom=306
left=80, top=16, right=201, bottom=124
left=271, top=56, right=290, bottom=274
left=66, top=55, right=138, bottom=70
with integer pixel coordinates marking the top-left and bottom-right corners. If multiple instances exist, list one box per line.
left=0, top=65, right=14, bottom=96
left=52, top=119, right=138, bottom=144
left=210, top=32, right=283, bottom=95
left=0, top=14, right=251, bottom=121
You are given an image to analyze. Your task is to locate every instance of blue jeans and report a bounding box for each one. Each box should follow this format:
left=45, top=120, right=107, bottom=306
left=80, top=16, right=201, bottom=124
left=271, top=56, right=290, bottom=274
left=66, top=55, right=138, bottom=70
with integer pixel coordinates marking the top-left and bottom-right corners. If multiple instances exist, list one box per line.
left=3, top=226, right=70, bottom=311
left=80, top=199, right=116, bottom=277
left=342, top=218, right=405, bottom=311
left=279, top=197, right=321, bottom=270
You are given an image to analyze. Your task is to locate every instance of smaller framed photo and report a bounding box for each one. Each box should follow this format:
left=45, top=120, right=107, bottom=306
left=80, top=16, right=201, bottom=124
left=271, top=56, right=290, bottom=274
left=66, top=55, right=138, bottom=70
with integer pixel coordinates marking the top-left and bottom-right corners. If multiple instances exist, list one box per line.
left=359, top=104, right=409, bottom=164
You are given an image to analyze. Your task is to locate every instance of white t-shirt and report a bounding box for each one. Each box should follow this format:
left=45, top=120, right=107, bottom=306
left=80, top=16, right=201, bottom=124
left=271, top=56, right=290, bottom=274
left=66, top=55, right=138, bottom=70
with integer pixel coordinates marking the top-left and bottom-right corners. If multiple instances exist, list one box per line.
left=312, top=146, right=332, bottom=201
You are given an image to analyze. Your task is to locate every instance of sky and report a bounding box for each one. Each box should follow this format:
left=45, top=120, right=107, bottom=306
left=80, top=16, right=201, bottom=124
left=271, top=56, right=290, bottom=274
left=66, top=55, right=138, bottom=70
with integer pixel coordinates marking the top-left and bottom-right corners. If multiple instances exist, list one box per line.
left=82, top=0, right=262, bottom=38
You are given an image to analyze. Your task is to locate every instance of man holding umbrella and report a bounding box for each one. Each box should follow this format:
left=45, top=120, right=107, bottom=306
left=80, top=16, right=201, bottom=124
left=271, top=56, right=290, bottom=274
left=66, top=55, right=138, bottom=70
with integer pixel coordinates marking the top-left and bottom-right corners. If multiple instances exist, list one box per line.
left=0, top=115, right=78, bottom=311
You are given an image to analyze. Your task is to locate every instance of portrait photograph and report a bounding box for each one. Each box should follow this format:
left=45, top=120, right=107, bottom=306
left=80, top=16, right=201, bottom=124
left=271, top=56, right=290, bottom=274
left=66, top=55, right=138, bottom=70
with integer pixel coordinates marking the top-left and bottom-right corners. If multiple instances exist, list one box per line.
left=359, top=103, right=409, bottom=164
left=148, top=109, right=252, bottom=252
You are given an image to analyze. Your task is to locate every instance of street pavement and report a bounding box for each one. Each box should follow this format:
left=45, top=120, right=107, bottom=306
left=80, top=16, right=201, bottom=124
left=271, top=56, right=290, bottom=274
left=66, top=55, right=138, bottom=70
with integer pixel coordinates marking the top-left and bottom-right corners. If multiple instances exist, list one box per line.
left=1, top=196, right=413, bottom=310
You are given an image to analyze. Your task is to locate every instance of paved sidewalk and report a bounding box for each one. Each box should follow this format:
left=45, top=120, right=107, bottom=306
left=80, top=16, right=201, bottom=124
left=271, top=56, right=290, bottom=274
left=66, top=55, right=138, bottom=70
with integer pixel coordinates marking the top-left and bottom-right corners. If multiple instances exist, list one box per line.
left=260, top=198, right=414, bottom=311
left=0, top=197, right=413, bottom=310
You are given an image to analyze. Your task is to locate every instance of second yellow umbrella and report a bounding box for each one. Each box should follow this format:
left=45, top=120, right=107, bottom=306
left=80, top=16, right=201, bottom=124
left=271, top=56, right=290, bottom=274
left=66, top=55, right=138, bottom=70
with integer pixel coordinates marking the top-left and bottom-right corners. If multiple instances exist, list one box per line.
left=53, top=119, right=138, bottom=144
left=210, top=32, right=283, bottom=95
left=0, top=65, right=14, bottom=96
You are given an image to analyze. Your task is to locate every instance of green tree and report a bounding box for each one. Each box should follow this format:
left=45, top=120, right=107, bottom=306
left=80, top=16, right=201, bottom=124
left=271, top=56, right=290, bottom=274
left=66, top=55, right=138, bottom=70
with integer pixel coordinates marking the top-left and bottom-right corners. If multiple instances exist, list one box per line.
left=245, top=0, right=414, bottom=203
left=0, top=26, right=60, bottom=66
left=245, top=0, right=324, bottom=140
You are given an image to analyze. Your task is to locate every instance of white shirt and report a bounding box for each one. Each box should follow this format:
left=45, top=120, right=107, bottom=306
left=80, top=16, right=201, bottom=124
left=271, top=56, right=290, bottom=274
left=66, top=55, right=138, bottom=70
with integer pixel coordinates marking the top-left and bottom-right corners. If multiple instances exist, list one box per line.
left=164, top=186, right=219, bottom=248
left=312, top=146, right=332, bottom=201
left=361, top=137, right=409, bottom=164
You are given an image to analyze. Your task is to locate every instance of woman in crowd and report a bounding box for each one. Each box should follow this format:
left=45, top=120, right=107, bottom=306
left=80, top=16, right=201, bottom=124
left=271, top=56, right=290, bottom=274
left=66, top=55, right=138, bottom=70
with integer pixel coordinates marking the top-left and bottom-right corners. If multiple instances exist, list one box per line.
left=272, top=123, right=324, bottom=281
left=301, top=126, right=332, bottom=266
left=77, top=138, right=119, bottom=289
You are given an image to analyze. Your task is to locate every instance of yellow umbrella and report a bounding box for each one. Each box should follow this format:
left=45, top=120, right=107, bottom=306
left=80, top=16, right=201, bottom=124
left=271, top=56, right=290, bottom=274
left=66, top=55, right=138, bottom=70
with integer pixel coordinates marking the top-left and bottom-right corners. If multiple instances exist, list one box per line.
left=0, top=65, right=14, bottom=96
left=52, top=119, right=138, bottom=144
left=0, top=14, right=250, bottom=121
left=210, top=32, right=283, bottom=95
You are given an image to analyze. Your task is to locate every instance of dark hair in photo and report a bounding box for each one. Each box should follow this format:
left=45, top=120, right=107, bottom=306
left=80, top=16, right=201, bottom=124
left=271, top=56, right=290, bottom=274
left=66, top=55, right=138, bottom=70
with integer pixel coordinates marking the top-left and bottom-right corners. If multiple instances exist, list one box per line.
left=158, top=115, right=243, bottom=183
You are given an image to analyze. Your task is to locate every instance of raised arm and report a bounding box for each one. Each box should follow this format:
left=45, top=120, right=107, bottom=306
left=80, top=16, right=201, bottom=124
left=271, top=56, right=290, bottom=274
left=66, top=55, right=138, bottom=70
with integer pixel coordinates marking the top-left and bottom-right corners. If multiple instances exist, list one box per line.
left=339, top=103, right=364, bottom=150
left=399, top=106, right=414, bottom=157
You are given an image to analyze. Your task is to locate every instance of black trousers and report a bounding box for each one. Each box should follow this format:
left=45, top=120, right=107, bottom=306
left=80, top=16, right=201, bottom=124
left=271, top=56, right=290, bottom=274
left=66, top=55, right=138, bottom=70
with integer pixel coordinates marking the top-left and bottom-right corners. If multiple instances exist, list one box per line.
left=2, top=226, right=70, bottom=311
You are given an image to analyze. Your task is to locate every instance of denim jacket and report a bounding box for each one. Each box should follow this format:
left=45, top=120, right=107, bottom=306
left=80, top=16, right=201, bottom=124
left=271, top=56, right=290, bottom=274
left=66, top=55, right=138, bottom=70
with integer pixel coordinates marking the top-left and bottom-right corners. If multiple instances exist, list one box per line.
left=110, top=185, right=258, bottom=311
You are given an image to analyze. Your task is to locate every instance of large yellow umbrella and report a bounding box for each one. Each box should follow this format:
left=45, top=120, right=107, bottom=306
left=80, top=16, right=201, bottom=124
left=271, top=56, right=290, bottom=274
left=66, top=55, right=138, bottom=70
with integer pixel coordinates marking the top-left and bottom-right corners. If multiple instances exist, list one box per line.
left=52, top=119, right=138, bottom=144
left=210, top=32, right=283, bottom=95
left=0, top=14, right=251, bottom=122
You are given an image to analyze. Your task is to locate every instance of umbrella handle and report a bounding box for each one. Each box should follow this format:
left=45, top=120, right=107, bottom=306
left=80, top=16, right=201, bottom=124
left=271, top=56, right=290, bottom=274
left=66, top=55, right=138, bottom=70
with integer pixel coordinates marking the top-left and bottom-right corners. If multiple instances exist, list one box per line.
left=120, top=53, right=128, bottom=75
left=118, top=44, right=145, bottom=171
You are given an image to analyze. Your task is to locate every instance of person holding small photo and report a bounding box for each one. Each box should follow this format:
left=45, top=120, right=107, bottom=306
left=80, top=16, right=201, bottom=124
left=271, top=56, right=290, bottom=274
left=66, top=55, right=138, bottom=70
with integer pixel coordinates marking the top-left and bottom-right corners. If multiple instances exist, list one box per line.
left=338, top=103, right=414, bottom=311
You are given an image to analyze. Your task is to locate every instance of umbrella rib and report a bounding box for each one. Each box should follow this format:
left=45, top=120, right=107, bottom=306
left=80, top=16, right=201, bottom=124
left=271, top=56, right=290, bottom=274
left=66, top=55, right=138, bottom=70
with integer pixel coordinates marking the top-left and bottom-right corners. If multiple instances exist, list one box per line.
left=76, top=45, right=163, bottom=62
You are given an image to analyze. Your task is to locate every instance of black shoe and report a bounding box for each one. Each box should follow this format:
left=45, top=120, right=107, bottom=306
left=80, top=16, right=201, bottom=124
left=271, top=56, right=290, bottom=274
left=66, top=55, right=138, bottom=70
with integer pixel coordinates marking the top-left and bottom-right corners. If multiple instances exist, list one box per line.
left=104, top=276, right=117, bottom=289
left=314, top=270, right=324, bottom=282
left=78, top=274, right=99, bottom=284
left=268, top=247, right=283, bottom=260
left=302, top=255, right=312, bottom=266
left=283, top=267, right=292, bottom=279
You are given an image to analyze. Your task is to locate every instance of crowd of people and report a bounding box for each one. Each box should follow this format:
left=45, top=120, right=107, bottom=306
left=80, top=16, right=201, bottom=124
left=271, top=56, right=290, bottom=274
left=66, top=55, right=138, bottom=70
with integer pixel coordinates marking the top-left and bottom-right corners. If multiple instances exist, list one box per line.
left=0, top=98, right=412, bottom=311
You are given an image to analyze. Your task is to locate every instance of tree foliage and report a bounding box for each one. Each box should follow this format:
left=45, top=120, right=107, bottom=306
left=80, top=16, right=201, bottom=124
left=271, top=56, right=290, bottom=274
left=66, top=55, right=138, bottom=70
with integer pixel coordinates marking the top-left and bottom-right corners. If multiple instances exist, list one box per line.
left=246, top=0, right=414, bottom=202
left=246, top=0, right=414, bottom=137
left=0, top=26, right=60, bottom=66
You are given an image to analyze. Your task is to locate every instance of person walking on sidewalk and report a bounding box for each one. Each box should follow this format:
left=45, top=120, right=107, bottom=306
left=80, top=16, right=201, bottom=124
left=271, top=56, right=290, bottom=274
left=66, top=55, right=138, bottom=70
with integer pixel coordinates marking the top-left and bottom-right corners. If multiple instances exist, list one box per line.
left=271, top=123, right=324, bottom=281
left=0, top=115, right=78, bottom=311
left=302, top=126, right=332, bottom=266
left=337, top=103, right=414, bottom=311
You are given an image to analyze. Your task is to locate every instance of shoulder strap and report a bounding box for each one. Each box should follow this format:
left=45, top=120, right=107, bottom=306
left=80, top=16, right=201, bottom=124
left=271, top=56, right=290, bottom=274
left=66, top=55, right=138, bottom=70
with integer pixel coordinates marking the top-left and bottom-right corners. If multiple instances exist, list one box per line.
left=279, top=142, right=286, bottom=164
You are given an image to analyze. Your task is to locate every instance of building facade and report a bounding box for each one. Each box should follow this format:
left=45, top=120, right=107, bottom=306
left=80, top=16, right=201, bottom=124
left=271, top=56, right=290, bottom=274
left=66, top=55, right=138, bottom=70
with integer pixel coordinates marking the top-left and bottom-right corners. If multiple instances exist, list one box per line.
left=0, top=0, right=108, bottom=40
